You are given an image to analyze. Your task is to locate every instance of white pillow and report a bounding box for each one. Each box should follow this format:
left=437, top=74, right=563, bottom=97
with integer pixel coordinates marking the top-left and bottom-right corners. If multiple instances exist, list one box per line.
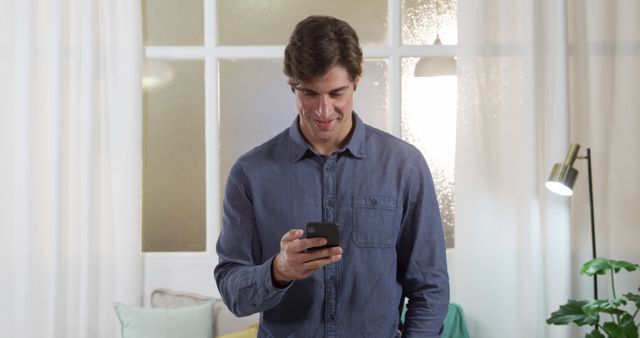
left=150, top=288, right=214, bottom=308
left=114, top=301, right=215, bottom=338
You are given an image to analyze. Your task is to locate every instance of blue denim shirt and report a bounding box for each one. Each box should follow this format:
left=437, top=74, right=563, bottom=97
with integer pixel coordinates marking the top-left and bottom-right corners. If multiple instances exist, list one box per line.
left=215, top=113, right=449, bottom=338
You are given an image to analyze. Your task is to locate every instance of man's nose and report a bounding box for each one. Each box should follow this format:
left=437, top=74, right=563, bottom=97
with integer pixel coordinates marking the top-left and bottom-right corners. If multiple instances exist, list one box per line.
left=317, top=95, right=333, bottom=116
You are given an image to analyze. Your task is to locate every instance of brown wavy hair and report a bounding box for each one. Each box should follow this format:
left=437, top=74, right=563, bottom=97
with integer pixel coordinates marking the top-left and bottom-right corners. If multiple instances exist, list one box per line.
left=283, top=16, right=363, bottom=90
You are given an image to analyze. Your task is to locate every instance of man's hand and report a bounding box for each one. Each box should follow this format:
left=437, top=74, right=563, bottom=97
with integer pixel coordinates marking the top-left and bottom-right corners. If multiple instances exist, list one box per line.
left=272, top=229, right=343, bottom=288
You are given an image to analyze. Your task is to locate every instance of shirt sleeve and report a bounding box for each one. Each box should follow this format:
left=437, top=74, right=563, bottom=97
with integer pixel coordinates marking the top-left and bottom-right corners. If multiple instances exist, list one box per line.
left=397, top=152, right=450, bottom=338
left=214, top=161, right=290, bottom=317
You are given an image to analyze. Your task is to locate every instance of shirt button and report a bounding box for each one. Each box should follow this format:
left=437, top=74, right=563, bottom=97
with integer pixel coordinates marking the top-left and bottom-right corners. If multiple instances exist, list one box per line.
left=328, top=276, right=336, bottom=283
left=325, top=199, right=334, bottom=207
left=327, top=314, right=335, bottom=322
left=371, top=199, right=378, bottom=206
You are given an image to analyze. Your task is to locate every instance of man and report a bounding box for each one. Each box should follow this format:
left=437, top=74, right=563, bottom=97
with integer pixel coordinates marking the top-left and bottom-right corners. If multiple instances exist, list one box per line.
left=215, top=15, right=449, bottom=338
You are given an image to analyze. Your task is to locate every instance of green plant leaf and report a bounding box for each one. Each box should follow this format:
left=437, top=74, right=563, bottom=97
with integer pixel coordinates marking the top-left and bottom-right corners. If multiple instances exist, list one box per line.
left=623, top=292, right=640, bottom=308
left=619, top=314, right=639, bottom=338
left=548, top=259, right=640, bottom=335
left=601, top=315, right=638, bottom=338
left=580, top=258, right=639, bottom=276
left=585, top=329, right=606, bottom=338
left=582, top=299, right=627, bottom=316
left=547, top=300, right=599, bottom=326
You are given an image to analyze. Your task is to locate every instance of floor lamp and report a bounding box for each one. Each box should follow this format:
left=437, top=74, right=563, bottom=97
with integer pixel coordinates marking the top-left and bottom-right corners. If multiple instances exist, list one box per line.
left=545, top=143, right=598, bottom=300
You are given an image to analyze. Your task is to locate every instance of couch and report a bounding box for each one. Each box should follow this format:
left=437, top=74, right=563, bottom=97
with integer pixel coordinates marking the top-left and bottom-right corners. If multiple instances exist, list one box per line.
left=152, top=288, right=259, bottom=337
left=114, top=288, right=468, bottom=338
left=114, top=288, right=259, bottom=338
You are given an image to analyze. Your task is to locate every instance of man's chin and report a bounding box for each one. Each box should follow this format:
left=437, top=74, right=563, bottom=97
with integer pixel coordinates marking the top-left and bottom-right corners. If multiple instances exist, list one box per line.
left=314, top=129, right=335, bottom=138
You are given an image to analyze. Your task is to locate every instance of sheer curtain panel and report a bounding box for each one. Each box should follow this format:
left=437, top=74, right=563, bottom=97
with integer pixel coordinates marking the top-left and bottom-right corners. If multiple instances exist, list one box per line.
left=0, top=1, right=143, bottom=338
left=454, top=1, right=572, bottom=337
left=454, top=0, right=640, bottom=337
left=567, top=0, right=640, bottom=321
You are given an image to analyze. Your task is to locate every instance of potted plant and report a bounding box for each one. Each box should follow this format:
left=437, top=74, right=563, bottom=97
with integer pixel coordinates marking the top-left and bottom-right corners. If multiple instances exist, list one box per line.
left=547, top=258, right=640, bottom=338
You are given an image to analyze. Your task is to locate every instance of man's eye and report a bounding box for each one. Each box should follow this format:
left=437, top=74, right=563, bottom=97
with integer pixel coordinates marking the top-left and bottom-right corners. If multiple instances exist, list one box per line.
left=330, top=93, right=343, bottom=98
left=303, top=92, right=318, bottom=97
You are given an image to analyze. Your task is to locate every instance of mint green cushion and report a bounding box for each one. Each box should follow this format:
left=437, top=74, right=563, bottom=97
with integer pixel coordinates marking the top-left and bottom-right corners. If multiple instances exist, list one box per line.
left=114, top=301, right=215, bottom=338
left=442, top=303, right=470, bottom=338
left=401, top=302, right=470, bottom=338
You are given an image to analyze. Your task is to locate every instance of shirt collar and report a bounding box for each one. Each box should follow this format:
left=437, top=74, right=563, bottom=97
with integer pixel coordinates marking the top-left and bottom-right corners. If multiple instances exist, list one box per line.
left=288, top=112, right=368, bottom=162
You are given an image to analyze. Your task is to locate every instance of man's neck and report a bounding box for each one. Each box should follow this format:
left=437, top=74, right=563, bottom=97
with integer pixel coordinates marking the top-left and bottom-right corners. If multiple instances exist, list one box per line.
left=303, top=115, right=356, bottom=157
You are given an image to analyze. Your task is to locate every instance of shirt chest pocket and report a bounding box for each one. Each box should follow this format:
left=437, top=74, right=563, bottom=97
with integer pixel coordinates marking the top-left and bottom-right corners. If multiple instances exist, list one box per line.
left=352, top=196, right=399, bottom=248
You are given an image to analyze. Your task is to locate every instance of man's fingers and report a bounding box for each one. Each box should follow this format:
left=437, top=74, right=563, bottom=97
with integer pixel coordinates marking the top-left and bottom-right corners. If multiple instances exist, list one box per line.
left=297, top=237, right=328, bottom=252
left=301, top=246, right=342, bottom=261
left=274, top=229, right=343, bottom=283
left=281, top=229, right=304, bottom=243
left=283, top=237, right=328, bottom=255
left=300, top=246, right=343, bottom=267
left=302, top=254, right=342, bottom=273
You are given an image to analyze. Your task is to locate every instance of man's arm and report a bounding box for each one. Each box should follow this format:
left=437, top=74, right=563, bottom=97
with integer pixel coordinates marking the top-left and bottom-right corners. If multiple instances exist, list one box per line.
left=397, top=152, right=450, bottom=338
left=214, top=162, right=289, bottom=316
left=214, top=161, right=342, bottom=316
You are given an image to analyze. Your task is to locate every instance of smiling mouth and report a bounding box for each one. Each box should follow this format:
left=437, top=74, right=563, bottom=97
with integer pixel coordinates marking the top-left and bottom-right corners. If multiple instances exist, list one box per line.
left=314, top=119, right=335, bottom=130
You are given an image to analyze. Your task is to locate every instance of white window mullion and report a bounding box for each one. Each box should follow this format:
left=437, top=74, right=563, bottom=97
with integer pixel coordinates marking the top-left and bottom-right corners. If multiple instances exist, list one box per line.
left=398, top=45, right=457, bottom=57
left=389, top=0, right=402, bottom=137
left=205, top=0, right=219, bottom=253
left=361, top=45, right=392, bottom=58
left=205, top=0, right=215, bottom=48
left=215, top=46, right=285, bottom=59
left=145, top=46, right=207, bottom=60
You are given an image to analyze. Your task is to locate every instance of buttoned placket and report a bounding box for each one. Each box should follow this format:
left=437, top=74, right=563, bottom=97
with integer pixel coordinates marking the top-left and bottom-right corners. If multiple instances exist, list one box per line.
left=322, top=155, right=338, bottom=338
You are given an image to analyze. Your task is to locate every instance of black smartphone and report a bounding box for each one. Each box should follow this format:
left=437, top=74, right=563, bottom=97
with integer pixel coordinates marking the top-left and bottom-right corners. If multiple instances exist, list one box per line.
left=306, top=222, right=340, bottom=249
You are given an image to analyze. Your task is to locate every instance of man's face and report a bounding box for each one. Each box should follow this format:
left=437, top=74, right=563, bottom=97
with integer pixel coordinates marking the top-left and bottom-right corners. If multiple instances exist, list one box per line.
left=294, top=66, right=358, bottom=156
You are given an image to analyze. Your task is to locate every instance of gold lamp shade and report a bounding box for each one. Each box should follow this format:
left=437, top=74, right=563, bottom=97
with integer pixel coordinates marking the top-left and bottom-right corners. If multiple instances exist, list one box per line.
left=545, top=143, right=580, bottom=196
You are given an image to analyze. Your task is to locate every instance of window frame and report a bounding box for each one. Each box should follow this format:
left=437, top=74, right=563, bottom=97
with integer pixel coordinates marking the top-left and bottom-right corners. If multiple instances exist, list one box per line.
left=142, top=0, right=458, bottom=257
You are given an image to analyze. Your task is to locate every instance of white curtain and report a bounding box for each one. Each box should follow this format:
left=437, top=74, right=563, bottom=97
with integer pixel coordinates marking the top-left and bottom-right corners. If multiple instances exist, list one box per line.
left=0, top=1, right=142, bottom=338
left=453, top=0, right=640, bottom=337
left=567, top=0, right=640, bottom=307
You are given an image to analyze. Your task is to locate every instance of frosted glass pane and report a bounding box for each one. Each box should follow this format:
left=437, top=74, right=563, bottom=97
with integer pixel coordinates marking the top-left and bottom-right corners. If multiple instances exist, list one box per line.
left=143, top=0, right=203, bottom=46
left=219, top=59, right=389, bottom=202
left=219, top=59, right=293, bottom=196
left=401, top=57, right=456, bottom=248
left=218, top=0, right=387, bottom=45
left=402, top=0, right=458, bottom=45
left=355, top=59, right=389, bottom=132
left=143, top=60, right=205, bottom=252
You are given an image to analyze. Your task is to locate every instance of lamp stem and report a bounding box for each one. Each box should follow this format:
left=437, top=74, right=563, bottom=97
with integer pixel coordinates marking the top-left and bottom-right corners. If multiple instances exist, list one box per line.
left=586, top=148, right=598, bottom=300
left=565, top=143, right=581, bottom=167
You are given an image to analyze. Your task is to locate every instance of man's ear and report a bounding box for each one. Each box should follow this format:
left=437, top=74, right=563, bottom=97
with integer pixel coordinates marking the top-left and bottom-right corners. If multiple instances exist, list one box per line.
left=353, top=77, right=361, bottom=91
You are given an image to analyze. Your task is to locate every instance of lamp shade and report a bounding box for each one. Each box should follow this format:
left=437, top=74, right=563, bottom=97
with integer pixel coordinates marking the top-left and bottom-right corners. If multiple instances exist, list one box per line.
left=414, top=57, right=457, bottom=77
left=545, top=143, right=580, bottom=196
left=414, top=36, right=456, bottom=77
